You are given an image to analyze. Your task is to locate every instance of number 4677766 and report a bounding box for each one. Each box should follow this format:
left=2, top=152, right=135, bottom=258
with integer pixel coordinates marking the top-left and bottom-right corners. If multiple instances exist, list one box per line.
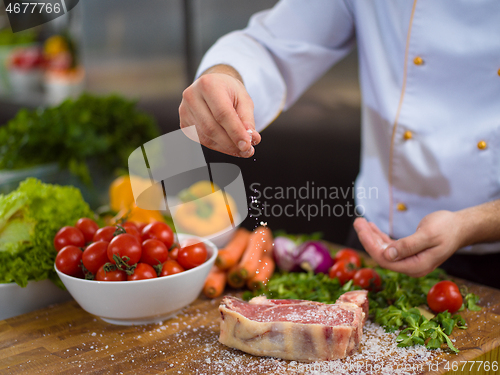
left=6, top=2, right=62, bottom=14
left=444, top=361, right=498, bottom=372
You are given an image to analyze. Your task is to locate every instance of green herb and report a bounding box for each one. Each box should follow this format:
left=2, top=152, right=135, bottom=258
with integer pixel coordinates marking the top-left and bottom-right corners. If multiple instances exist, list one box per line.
left=395, top=310, right=466, bottom=353
left=242, top=271, right=357, bottom=303
left=0, top=178, right=94, bottom=287
left=273, top=230, right=323, bottom=244
left=0, top=94, right=160, bottom=185
left=459, top=286, right=482, bottom=311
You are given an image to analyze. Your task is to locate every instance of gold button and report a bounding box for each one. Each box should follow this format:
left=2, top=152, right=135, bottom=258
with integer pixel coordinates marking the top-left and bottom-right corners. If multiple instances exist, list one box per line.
left=403, top=130, right=413, bottom=140
left=397, top=203, right=407, bottom=211
left=498, top=68, right=500, bottom=76
left=477, top=140, right=487, bottom=150
left=413, top=56, right=424, bottom=65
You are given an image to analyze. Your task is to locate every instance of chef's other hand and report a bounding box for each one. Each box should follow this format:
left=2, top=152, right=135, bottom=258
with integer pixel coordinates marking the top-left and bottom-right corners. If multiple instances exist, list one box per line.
left=353, top=211, right=463, bottom=278
left=179, top=64, right=261, bottom=157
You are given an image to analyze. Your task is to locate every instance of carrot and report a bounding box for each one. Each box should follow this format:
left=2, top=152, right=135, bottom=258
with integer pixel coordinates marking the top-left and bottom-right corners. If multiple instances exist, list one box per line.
left=227, top=264, right=245, bottom=288
left=215, top=228, right=251, bottom=270
left=246, top=255, right=275, bottom=290
left=236, top=226, right=273, bottom=280
left=203, top=266, right=227, bottom=298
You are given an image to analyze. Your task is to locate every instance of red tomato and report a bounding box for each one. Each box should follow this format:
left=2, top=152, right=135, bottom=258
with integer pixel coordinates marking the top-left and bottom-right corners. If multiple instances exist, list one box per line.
left=127, top=263, right=157, bottom=281
left=427, top=281, right=463, bottom=313
left=75, top=218, right=99, bottom=243
left=353, top=268, right=382, bottom=291
left=334, top=249, right=362, bottom=268
left=82, top=241, right=110, bottom=275
left=141, top=239, right=169, bottom=266
left=95, top=265, right=127, bottom=281
left=135, top=222, right=147, bottom=232
left=160, top=260, right=185, bottom=276
left=123, top=221, right=138, bottom=229
left=169, top=243, right=180, bottom=260
left=141, top=222, right=174, bottom=248
left=177, top=242, right=208, bottom=269
left=107, top=233, right=142, bottom=268
left=56, top=245, right=84, bottom=278
left=93, top=226, right=117, bottom=242
left=122, top=222, right=142, bottom=243
left=54, top=226, right=85, bottom=252
left=329, top=260, right=357, bottom=285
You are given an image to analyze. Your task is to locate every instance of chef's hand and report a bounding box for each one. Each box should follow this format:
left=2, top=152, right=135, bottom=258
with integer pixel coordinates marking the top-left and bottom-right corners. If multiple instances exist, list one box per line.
left=353, top=211, right=465, bottom=278
left=179, top=64, right=261, bottom=157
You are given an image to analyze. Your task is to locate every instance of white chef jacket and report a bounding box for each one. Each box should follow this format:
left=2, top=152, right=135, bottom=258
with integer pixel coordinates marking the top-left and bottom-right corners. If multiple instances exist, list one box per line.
left=196, top=0, right=500, bottom=254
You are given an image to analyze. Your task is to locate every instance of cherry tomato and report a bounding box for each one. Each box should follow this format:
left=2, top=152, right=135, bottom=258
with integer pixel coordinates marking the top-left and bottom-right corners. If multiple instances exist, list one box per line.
left=127, top=263, right=157, bottom=281
left=427, top=280, right=463, bottom=313
left=54, top=226, right=85, bottom=252
left=329, top=260, right=357, bottom=285
left=95, top=265, right=127, bottom=281
left=169, top=243, right=180, bottom=260
left=353, top=268, right=382, bottom=291
left=123, top=221, right=138, bottom=229
left=160, top=260, right=185, bottom=276
left=141, top=239, right=169, bottom=266
left=82, top=241, right=110, bottom=275
left=107, top=233, right=142, bottom=267
left=136, top=222, right=147, bottom=232
left=55, top=245, right=84, bottom=278
left=177, top=241, right=208, bottom=270
left=75, top=218, right=99, bottom=243
left=141, top=222, right=174, bottom=248
left=334, top=249, right=362, bottom=268
left=122, top=222, right=142, bottom=243
left=93, top=226, right=117, bottom=242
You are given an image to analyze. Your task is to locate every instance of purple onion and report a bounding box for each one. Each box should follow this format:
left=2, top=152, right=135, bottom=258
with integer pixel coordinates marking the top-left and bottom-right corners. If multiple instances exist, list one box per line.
left=296, top=241, right=334, bottom=274
left=272, top=236, right=302, bottom=272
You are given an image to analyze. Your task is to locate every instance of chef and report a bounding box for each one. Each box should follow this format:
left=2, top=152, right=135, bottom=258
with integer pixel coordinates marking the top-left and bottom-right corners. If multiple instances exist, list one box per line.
left=178, top=0, right=500, bottom=288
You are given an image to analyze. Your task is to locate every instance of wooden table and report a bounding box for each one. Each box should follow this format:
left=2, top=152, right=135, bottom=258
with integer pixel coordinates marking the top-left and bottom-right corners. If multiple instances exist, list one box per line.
left=1, top=279, right=499, bottom=375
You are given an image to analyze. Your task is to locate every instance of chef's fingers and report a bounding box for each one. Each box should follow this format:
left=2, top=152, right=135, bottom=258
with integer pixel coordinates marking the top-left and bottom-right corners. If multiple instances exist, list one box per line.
left=179, top=98, right=242, bottom=157
left=234, top=90, right=261, bottom=146
left=368, top=221, right=392, bottom=245
left=180, top=84, right=253, bottom=157
left=353, top=218, right=389, bottom=256
left=371, top=247, right=438, bottom=278
left=200, top=77, right=255, bottom=158
left=383, top=230, right=434, bottom=262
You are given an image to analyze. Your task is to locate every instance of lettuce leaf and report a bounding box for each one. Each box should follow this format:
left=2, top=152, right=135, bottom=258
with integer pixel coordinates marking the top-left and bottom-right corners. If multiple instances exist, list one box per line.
left=0, top=178, right=94, bottom=287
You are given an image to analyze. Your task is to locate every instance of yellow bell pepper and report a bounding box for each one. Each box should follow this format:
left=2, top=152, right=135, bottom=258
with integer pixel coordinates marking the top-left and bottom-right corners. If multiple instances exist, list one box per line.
left=109, top=175, right=165, bottom=224
left=174, top=180, right=237, bottom=237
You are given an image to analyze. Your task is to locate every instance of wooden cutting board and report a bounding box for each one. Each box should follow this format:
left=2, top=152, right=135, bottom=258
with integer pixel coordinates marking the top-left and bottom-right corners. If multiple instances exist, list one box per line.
left=0, top=279, right=499, bottom=375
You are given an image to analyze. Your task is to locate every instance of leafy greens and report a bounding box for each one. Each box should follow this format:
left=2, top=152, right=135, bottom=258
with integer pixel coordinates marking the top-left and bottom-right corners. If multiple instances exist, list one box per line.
left=0, top=94, right=160, bottom=184
left=0, top=178, right=94, bottom=287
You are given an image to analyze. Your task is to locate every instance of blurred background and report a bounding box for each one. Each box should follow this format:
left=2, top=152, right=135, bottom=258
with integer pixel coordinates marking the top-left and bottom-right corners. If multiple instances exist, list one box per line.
left=0, top=0, right=361, bottom=246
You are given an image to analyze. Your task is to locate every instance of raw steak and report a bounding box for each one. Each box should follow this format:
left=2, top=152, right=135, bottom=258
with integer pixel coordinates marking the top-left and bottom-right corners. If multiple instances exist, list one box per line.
left=218, top=291, right=368, bottom=362
left=337, top=290, right=369, bottom=322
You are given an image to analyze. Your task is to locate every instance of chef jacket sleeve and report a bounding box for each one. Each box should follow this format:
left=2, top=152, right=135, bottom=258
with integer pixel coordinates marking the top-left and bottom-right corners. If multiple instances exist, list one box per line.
left=196, top=0, right=356, bottom=131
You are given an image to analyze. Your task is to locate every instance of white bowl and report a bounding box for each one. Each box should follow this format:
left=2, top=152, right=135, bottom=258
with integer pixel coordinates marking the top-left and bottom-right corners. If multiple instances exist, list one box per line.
left=55, top=234, right=217, bottom=325
left=0, top=279, right=72, bottom=320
